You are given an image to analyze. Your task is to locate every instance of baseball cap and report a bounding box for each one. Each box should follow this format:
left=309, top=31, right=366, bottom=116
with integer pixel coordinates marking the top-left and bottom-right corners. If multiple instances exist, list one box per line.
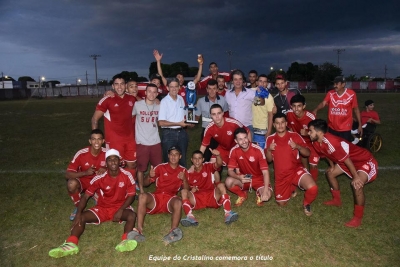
left=365, top=100, right=374, bottom=106
left=275, top=74, right=286, bottom=81
left=333, top=76, right=346, bottom=83
left=167, top=146, right=181, bottom=154
left=106, top=149, right=121, bottom=159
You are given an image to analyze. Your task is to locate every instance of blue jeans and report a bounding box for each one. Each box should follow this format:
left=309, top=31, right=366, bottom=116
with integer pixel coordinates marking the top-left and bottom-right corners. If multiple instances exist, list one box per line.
left=161, top=128, right=189, bottom=168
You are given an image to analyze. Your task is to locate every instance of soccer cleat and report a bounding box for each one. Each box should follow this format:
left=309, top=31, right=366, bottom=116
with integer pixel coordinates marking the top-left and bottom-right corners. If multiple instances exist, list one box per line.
left=323, top=199, right=342, bottom=207
left=224, top=211, right=238, bottom=224
left=115, top=239, right=138, bottom=252
left=163, top=228, right=183, bottom=244
left=344, top=217, right=362, bottom=228
left=69, top=207, right=78, bottom=221
left=256, top=195, right=264, bottom=206
left=303, top=204, right=312, bottom=216
left=180, top=215, right=199, bottom=227
left=234, top=192, right=248, bottom=207
left=127, top=228, right=146, bottom=242
left=48, top=242, right=79, bottom=258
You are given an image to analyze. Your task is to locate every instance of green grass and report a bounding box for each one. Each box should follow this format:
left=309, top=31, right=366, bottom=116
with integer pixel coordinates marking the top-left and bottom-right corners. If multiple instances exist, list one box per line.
left=1, top=94, right=400, bottom=267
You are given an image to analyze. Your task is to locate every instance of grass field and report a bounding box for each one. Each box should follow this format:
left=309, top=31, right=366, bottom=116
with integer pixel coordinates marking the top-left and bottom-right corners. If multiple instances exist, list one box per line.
left=1, top=93, right=400, bottom=267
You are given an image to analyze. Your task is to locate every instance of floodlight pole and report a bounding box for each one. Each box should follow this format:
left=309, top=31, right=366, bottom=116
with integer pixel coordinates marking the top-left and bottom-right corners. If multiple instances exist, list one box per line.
left=333, top=49, right=345, bottom=68
left=90, top=54, right=101, bottom=96
left=226, top=50, right=235, bottom=71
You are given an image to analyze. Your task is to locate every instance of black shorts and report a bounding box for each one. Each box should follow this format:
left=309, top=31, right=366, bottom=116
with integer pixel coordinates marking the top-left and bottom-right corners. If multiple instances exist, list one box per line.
left=328, top=128, right=352, bottom=142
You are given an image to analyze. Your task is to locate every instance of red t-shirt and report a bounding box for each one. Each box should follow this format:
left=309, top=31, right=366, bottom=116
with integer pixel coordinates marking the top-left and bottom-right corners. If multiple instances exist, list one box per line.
left=361, top=110, right=380, bottom=125
left=311, top=133, right=375, bottom=176
left=86, top=168, right=136, bottom=208
left=217, top=89, right=227, bottom=96
left=96, top=94, right=136, bottom=141
left=286, top=110, right=316, bottom=146
left=67, top=147, right=107, bottom=179
left=187, top=162, right=219, bottom=191
left=202, top=117, right=249, bottom=152
left=153, top=163, right=186, bottom=195
left=228, top=143, right=268, bottom=182
left=266, top=131, right=306, bottom=179
left=323, top=88, right=358, bottom=131
left=198, top=72, right=231, bottom=90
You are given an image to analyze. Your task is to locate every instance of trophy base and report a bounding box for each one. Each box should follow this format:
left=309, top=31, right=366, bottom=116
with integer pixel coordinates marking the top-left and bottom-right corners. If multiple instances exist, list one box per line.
left=185, top=120, right=198, bottom=124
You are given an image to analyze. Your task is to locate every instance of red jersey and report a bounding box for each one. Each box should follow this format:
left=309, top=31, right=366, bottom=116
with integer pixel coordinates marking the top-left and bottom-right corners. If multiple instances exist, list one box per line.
left=67, top=147, right=107, bottom=179
left=153, top=163, right=187, bottom=195
left=178, top=85, right=188, bottom=106
left=286, top=110, right=316, bottom=146
left=217, top=89, right=227, bottom=97
left=266, top=131, right=306, bottom=179
left=202, top=117, right=249, bottom=152
left=228, top=143, right=268, bottom=182
left=96, top=94, right=136, bottom=141
left=86, top=168, right=136, bottom=208
left=361, top=110, right=380, bottom=125
left=323, top=88, right=358, bottom=131
left=311, top=133, right=375, bottom=177
left=198, top=72, right=231, bottom=90
left=187, top=162, right=218, bottom=191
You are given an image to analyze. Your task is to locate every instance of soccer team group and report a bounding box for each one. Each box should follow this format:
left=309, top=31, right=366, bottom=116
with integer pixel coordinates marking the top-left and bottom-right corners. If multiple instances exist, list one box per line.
left=48, top=52, right=380, bottom=258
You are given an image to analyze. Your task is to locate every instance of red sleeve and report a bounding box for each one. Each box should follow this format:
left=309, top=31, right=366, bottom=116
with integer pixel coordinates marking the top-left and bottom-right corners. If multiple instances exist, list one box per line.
left=201, top=127, right=212, bottom=147
left=85, top=176, right=100, bottom=196
left=96, top=97, right=109, bottom=113
left=227, top=149, right=238, bottom=169
left=323, top=92, right=331, bottom=104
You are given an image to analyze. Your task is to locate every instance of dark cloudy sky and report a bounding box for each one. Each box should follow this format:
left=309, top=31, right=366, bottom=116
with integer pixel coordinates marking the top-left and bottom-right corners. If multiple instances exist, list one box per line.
left=1, top=0, right=399, bottom=84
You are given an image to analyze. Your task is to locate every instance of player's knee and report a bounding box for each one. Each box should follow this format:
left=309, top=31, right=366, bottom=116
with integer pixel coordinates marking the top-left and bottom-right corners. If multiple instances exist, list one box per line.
left=67, top=179, right=80, bottom=193
left=216, top=183, right=227, bottom=193
left=276, top=201, right=288, bottom=207
left=224, top=177, right=234, bottom=188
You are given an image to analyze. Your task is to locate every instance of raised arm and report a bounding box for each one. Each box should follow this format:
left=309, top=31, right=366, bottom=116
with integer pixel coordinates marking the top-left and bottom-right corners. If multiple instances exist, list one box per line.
left=192, top=55, right=204, bottom=84
left=153, top=49, right=168, bottom=86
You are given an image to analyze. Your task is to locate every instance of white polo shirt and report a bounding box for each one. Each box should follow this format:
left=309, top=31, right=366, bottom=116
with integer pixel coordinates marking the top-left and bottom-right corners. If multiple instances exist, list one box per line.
left=158, top=93, right=186, bottom=129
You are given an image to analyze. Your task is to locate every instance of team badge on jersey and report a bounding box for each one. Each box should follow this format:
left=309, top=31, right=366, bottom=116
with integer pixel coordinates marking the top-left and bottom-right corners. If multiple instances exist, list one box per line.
left=119, top=182, right=125, bottom=188
left=202, top=172, right=207, bottom=177
left=129, top=101, right=133, bottom=106
left=227, top=131, right=232, bottom=136
left=249, top=156, right=255, bottom=162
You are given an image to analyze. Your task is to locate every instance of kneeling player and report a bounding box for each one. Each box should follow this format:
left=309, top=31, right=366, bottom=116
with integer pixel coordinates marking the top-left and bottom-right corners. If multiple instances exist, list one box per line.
left=180, top=150, right=238, bottom=226
left=49, top=149, right=138, bottom=258
left=308, top=119, right=378, bottom=227
left=128, top=147, right=186, bottom=244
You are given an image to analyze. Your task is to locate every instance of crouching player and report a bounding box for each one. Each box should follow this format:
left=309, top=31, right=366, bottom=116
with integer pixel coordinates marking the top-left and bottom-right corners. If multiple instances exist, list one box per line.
left=180, top=149, right=238, bottom=227
left=49, top=149, right=138, bottom=258
left=308, top=119, right=378, bottom=227
left=265, top=113, right=318, bottom=216
left=65, top=129, right=107, bottom=221
left=225, top=128, right=273, bottom=207
left=128, top=146, right=186, bottom=244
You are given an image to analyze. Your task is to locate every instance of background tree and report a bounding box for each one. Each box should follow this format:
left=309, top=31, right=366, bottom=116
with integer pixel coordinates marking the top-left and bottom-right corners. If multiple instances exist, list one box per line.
left=313, top=62, right=342, bottom=91
left=286, top=62, right=317, bottom=81
left=18, top=76, right=36, bottom=82
left=149, top=62, right=172, bottom=79
left=345, top=74, right=358, bottom=81
left=170, top=62, right=190, bottom=77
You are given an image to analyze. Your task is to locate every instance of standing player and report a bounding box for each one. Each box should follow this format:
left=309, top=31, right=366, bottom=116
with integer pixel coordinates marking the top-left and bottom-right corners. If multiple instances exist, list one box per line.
left=65, top=129, right=107, bottom=221
left=225, top=128, right=272, bottom=207
left=180, top=150, right=238, bottom=226
left=197, top=62, right=231, bottom=92
left=132, top=83, right=162, bottom=193
left=273, top=74, right=301, bottom=115
left=286, top=94, right=319, bottom=181
left=200, top=104, right=251, bottom=167
left=91, top=74, right=137, bottom=177
left=265, top=113, right=318, bottom=216
left=308, top=119, right=378, bottom=227
left=247, top=70, right=258, bottom=89
left=216, top=75, right=228, bottom=96
left=313, top=76, right=362, bottom=141
left=49, top=149, right=138, bottom=258
left=128, top=146, right=186, bottom=244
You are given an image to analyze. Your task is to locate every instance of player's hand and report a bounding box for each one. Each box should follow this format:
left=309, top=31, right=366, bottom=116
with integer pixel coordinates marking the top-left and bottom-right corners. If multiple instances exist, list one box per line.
left=178, top=171, right=186, bottom=181
left=72, top=212, right=83, bottom=229
left=289, top=138, right=297, bottom=150
left=191, top=186, right=199, bottom=193
left=153, top=49, right=163, bottom=61
left=268, top=139, right=277, bottom=152
left=197, top=54, right=203, bottom=65
left=149, top=165, right=155, bottom=178
left=261, top=188, right=271, bottom=202
left=300, top=128, right=308, bottom=136
left=113, top=209, right=123, bottom=222
left=85, top=166, right=96, bottom=176
left=239, top=175, right=251, bottom=184
left=96, top=167, right=107, bottom=175
left=358, top=126, right=363, bottom=139
left=104, top=90, right=115, bottom=98
left=351, top=175, right=364, bottom=190
left=209, top=148, right=221, bottom=157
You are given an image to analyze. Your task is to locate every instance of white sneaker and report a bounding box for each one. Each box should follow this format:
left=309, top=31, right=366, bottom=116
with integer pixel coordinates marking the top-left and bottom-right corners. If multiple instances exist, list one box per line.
left=352, top=138, right=359, bottom=145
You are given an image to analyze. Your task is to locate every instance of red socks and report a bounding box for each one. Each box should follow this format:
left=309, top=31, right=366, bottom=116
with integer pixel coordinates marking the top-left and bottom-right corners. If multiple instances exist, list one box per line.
left=324, top=189, right=342, bottom=206
left=345, top=205, right=364, bottom=228
left=182, top=199, right=193, bottom=215
left=218, top=194, right=232, bottom=213
left=303, top=185, right=318, bottom=206
left=228, top=185, right=246, bottom=197
left=66, top=235, right=79, bottom=245
left=121, top=232, right=128, bottom=240
left=310, top=168, right=319, bottom=182
left=68, top=192, right=81, bottom=206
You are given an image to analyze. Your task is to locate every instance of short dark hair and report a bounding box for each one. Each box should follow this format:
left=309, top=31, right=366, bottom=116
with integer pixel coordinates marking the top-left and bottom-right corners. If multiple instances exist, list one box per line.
left=234, top=127, right=248, bottom=138
left=273, top=112, right=287, bottom=122
left=308, top=119, right=328, bottom=133
left=231, top=69, right=245, bottom=80
left=258, top=74, right=268, bottom=80
left=176, top=72, right=184, bottom=77
left=209, top=103, right=223, bottom=113
left=216, top=75, right=225, bottom=80
left=150, top=74, right=162, bottom=83
left=191, top=150, right=204, bottom=157
left=207, top=79, right=218, bottom=87
left=112, top=74, right=126, bottom=84
left=146, top=83, right=158, bottom=90
left=209, top=62, right=218, bottom=68
left=91, top=129, right=104, bottom=139
left=249, top=70, right=258, bottom=76
left=290, top=94, right=306, bottom=105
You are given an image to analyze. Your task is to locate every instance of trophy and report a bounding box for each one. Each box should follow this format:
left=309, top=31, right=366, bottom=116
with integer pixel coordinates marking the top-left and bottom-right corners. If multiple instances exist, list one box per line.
left=185, top=81, right=198, bottom=123
left=253, top=86, right=270, bottom=106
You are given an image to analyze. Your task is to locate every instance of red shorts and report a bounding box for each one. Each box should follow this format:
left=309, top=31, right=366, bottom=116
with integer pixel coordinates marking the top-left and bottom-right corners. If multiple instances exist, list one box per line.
left=191, top=189, right=220, bottom=210
left=240, top=177, right=268, bottom=193
left=274, top=167, right=310, bottom=202
left=307, top=145, right=320, bottom=166
left=211, top=147, right=230, bottom=166
left=136, top=143, right=162, bottom=172
left=88, top=205, right=134, bottom=224
left=147, top=193, right=179, bottom=214
left=339, top=157, right=378, bottom=183
left=77, top=177, right=91, bottom=192
left=106, top=137, right=136, bottom=162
